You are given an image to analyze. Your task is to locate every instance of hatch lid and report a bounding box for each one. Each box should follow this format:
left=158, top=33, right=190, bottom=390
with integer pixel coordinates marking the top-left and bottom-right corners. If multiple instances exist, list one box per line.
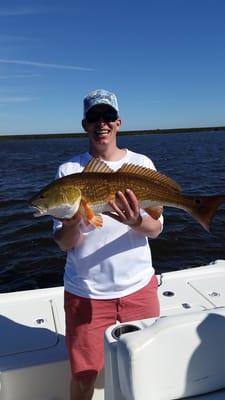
left=188, top=274, right=225, bottom=307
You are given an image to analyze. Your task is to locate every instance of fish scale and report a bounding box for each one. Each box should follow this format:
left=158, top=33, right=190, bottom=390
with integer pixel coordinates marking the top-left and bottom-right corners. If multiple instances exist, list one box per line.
left=80, top=173, right=179, bottom=210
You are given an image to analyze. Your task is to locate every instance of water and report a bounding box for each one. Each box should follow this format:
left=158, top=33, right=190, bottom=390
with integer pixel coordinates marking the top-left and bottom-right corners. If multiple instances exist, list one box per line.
left=1, top=131, right=225, bottom=293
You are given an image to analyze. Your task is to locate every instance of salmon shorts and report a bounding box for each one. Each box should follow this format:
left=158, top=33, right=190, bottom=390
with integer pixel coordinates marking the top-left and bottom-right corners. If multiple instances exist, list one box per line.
left=64, top=275, right=159, bottom=381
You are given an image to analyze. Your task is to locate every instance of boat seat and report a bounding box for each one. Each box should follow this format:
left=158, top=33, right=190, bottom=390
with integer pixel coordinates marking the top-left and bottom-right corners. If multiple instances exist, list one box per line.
left=115, top=308, right=225, bottom=399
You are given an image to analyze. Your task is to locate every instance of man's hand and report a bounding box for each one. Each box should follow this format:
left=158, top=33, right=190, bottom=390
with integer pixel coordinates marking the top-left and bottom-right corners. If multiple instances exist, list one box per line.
left=54, top=212, right=82, bottom=251
left=108, top=189, right=142, bottom=227
left=107, top=189, right=163, bottom=238
left=58, top=211, right=82, bottom=227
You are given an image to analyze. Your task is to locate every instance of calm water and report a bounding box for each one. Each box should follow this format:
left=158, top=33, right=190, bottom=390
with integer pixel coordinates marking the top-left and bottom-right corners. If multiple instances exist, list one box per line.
left=1, top=131, right=225, bottom=293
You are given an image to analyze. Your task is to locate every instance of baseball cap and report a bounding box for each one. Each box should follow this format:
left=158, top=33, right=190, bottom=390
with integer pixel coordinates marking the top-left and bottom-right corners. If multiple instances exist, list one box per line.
left=83, top=89, right=119, bottom=117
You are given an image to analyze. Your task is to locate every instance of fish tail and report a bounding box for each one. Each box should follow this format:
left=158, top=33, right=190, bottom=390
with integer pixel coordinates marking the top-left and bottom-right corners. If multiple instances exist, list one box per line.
left=188, top=195, right=225, bottom=231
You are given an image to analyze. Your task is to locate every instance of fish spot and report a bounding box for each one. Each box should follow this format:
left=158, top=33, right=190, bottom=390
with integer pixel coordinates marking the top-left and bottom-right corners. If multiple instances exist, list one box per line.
left=195, top=199, right=201, bottom=204
left=195, top=198, right=204, bottom=211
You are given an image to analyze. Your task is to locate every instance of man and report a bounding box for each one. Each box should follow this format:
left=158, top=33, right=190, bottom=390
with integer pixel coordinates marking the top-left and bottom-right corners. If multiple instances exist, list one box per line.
left=53, top=89, right=163, bottom=400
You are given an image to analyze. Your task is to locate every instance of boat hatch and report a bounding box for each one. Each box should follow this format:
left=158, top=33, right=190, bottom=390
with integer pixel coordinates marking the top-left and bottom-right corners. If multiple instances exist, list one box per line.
left=0, top=298, right=58, bottom=357
left=188, top=275, right=225, bottom=307
left=158, top=260, right=225, bottom=315
left=158, top=277, right=212, bottom=316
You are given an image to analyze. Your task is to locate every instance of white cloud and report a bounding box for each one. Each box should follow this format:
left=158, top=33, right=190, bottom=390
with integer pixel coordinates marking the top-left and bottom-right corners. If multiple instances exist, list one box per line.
left=0, top=4, right=72, bottom=16
left=0, top=59, right=94, bottom=71
left=0, top=74, right=40, bottom=79
left=0, top=34, right=30, bottom=42
left=0, top=95, right=36, bottom=103
left=0, top=7, right=44, bottom=16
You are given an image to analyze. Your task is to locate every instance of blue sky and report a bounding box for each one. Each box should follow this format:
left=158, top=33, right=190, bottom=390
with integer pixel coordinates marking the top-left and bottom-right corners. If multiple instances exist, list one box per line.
left=0, top=0, right=225, bottom=135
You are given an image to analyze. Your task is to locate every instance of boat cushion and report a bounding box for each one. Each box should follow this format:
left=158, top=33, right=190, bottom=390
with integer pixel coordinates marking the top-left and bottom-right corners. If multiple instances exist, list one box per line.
left=187, top=388, right=225, bottom=399
left=116, top=308, right=225, bottom=400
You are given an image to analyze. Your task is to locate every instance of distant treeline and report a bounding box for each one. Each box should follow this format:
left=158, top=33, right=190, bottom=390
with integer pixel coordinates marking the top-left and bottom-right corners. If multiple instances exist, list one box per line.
left=1, top=126, right=225, bottom=140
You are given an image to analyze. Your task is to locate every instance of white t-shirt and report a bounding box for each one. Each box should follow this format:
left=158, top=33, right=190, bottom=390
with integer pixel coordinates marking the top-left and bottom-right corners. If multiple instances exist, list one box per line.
left=53, top=149, right=163, bottom=299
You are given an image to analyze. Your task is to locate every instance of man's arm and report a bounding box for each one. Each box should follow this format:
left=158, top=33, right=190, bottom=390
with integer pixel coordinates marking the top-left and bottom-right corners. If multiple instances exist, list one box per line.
left=53, top=213, right=82, bottom=251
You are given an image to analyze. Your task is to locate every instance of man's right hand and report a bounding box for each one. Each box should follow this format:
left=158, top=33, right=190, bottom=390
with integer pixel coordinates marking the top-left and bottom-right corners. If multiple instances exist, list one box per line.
left=58, top=211, right=82, bottom=227
left=54, top=212, right=82, bottom=251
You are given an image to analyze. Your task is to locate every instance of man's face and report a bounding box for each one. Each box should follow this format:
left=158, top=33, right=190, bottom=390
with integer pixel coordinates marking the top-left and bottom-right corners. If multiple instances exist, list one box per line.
left=82, top=104, right=121, bottom=150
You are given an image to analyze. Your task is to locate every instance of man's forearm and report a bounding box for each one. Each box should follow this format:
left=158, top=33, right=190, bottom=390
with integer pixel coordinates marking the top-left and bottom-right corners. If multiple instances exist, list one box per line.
left=54, top=219, right=81, bottom=251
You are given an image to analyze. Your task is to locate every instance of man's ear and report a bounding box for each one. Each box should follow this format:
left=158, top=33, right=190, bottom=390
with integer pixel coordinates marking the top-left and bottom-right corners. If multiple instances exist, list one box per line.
left=116, top=118, right=122, bottom=129
left=82, top=119, right=87, bottom=132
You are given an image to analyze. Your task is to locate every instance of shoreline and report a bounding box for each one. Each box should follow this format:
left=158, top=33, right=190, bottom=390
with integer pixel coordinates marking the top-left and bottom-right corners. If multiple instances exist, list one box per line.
left=0, top=125, right=225, bottom=140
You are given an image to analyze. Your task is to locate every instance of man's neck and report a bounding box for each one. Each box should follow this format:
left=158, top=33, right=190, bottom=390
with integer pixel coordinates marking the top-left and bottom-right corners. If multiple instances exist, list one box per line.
left=89, top=146, right=126, bottom=162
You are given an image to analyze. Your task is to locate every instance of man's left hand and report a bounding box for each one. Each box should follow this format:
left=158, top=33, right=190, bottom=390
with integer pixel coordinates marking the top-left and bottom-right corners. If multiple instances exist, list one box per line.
left=108, top=189, right=142, bottom=227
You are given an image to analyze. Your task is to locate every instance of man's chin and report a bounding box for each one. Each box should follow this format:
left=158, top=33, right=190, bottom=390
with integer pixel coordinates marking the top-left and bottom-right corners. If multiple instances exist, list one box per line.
left=94, top=135, right=110, bottom=143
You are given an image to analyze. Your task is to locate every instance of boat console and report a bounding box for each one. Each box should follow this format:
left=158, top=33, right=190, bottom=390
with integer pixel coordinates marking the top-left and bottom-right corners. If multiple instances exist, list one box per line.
left=104, top=260, right=225, bottom=400
left=105, top=309, right=225, bottom=399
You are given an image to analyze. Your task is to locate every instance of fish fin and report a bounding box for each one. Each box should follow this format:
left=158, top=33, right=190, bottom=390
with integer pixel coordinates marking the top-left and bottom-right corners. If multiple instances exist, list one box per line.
left=187, top=194, right=225, bottom=232
left=83, top=158, right=114, bottom=173
left=117, top=164, right=181, bottom=192
left=80, top=198, right=103, bottom=228
left=90, top=214, right=103, bottom=228
left=144, top=206, right=163, bottom=220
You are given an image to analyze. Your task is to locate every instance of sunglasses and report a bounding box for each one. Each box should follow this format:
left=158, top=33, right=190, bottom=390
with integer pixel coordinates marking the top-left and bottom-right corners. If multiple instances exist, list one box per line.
left=86, top=109, right=118, bottom=123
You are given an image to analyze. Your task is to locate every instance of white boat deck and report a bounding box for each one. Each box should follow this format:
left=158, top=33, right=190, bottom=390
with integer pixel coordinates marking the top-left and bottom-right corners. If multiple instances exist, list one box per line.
left=1, top=259, right=225, bottom=399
